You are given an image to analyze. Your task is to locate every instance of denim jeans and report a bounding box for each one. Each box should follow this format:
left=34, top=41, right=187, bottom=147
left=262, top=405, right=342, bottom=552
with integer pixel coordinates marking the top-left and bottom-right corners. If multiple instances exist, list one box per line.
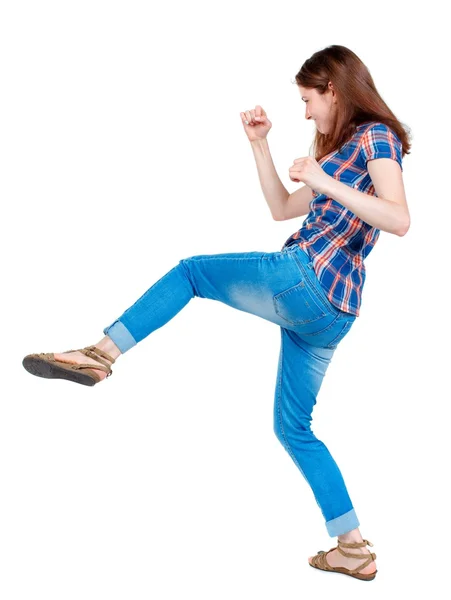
left=103, top=244, right=359, bottom=537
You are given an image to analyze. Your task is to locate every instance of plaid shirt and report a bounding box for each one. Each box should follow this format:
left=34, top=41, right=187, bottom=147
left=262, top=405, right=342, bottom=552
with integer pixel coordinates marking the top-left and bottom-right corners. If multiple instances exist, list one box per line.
left=282, top=122, right=404, bottom=316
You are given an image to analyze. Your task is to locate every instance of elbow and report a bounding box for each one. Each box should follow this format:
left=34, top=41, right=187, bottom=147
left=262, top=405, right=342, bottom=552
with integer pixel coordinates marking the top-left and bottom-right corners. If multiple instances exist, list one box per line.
left=396, top=218, right=411, bottom=237
left=273, top=212, right=285, bottom=221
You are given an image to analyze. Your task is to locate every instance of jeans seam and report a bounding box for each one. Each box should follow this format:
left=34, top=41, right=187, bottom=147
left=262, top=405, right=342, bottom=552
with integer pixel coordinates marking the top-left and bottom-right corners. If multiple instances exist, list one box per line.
left=325, top=319, right=353, bottom=348
left=275, top=329, right=309, bottom=482
left=301, top=311, right=342, bottom=337
left=185, top=254, right=272, bottom=262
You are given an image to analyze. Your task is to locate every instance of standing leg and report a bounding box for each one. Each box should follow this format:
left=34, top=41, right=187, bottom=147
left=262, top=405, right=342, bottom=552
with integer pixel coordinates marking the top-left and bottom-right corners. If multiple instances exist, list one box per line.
left=273, top=326, right=359, bottom=537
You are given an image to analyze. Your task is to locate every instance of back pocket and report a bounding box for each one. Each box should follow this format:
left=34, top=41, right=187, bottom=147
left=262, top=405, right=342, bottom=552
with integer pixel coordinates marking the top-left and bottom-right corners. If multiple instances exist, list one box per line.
left=273, top=280, right=327, bottom=325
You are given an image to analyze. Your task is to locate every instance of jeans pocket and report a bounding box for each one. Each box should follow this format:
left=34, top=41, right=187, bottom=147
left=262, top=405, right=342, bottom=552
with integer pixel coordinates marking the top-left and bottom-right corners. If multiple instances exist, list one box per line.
left=273, top=280, right=328, bottom=325
left=325, top=316, right=356, bottom=348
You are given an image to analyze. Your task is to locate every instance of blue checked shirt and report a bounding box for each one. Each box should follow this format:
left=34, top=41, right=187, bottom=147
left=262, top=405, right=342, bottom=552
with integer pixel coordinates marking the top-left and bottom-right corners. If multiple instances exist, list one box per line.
left=282, top=122, right=404, bottom=316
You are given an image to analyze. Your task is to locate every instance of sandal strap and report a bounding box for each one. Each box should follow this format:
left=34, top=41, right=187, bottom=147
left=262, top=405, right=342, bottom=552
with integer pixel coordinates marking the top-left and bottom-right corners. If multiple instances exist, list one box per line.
left=61, top=345, right=115, bottom=377
left=70, top=362, right=111, bottom=374
left=337, top=539, right=373, bottom=548
left=337, top=539, right=376, bottom=574
left=79, top=346, right=116, bottom=366
left=313, top=549, right=334, bottom=571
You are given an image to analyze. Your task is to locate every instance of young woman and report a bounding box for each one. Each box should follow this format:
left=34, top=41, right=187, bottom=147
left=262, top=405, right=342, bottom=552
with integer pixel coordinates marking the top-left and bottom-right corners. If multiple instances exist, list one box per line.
left=23, top=45, right=411, bottom=581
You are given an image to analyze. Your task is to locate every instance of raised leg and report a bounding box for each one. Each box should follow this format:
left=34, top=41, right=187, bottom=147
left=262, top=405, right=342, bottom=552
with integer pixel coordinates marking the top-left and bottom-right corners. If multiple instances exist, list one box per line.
left=101, top=248, right=331, bottom=354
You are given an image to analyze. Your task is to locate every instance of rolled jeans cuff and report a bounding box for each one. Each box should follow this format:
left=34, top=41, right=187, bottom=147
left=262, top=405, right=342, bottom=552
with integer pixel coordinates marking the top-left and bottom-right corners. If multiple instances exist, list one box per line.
left=103, top=319, right=137, bottom=354
left=325, top=508, right=360, bottom=537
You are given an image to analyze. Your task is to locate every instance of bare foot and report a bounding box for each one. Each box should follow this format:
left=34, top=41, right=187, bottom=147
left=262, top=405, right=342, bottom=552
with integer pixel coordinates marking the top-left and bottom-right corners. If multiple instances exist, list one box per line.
left=308, top=541, right=377, bottom=575
left=53, top=348, right=114, bottom=382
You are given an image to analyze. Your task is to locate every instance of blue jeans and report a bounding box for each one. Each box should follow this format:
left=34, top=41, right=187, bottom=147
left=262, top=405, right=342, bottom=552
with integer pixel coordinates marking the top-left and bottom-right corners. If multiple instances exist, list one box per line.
left=103, top=244, right=359, bottom=537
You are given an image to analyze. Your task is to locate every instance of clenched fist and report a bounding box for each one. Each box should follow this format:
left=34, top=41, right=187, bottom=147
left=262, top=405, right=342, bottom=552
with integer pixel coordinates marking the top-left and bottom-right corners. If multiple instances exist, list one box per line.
left=288, top=156, right=332, bottom=195
left=240, top=105, right=272, bottom=142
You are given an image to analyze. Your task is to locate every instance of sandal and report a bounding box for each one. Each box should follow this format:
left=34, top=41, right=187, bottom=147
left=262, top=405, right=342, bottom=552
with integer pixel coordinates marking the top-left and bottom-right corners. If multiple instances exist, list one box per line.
left=309, top=538, right=377, bottom=581
left=22, top=345, right=116, bottom=387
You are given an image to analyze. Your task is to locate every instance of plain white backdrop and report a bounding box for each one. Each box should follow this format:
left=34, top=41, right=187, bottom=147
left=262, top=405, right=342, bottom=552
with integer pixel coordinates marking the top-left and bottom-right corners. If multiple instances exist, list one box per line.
left=1, top=0, right=449, bottom=597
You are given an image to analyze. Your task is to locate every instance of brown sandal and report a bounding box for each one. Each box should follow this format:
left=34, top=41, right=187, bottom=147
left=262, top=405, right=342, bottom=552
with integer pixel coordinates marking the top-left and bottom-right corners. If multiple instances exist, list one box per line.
left=309, top=538, right=377, bottom=581
left=22, top=345, right=116, bottom=387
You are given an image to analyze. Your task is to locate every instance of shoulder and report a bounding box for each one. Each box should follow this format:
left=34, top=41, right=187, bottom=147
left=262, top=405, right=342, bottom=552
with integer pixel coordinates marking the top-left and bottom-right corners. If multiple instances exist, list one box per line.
left=357, top=121, right=401, bottom=143
left=356, top=122, right=403, bottom=171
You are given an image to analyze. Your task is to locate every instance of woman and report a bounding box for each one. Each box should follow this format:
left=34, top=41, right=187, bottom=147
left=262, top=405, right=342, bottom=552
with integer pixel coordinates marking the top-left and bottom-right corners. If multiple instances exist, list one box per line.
left=22, top=45, right=411, bottom=581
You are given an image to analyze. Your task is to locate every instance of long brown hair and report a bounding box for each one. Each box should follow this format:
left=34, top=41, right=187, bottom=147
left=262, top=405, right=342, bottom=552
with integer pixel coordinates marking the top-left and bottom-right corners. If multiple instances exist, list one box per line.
left=293, top=45, right=412, bottom=163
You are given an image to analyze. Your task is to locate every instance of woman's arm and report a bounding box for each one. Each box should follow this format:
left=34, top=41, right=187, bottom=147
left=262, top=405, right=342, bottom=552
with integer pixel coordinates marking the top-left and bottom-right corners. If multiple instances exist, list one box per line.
left=322, top=159, right=410, bottom=235
left=277, top=184, right=313, bottom=221
left=250, top=138, right=289, bottom=220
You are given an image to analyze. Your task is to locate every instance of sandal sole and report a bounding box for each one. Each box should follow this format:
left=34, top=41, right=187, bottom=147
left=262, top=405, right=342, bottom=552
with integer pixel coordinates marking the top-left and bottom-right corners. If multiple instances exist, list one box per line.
left=22, top=355, right=99, bottom=387
left=309, top=562, right=377, bottom=581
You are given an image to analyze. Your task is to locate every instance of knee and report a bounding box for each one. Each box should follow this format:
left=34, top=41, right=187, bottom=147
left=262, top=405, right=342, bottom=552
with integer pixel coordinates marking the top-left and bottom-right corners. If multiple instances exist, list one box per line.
left=178, top=256, right=195, bottom=276
left=274, top=430, right=287, bottom=451
left=273, top=417, right=286, bottom=447
left=177, top=256, right=191, bottom=278
left=177, top=257, right=199, bottom=298
left=273, top=416, right=314, bottom=446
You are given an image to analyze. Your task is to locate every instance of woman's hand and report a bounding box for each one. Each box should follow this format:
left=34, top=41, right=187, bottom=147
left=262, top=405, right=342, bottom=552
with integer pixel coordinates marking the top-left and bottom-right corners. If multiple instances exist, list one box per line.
left=240, top=105, right=272, bottom=142
left=288, top=156, right=332, bottom=195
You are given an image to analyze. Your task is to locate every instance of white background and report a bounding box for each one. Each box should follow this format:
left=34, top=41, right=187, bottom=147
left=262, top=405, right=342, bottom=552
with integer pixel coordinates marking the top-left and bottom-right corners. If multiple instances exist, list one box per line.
left=1, top=0, right=449, bottom=597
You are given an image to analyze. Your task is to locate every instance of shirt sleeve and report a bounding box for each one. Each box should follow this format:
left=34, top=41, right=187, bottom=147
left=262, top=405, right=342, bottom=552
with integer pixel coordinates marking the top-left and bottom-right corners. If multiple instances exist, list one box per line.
left=360, top=123, right=403, bottom=172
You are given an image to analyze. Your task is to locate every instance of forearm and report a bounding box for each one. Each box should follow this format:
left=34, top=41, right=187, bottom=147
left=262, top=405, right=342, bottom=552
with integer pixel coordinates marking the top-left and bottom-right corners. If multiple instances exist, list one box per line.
left=250, top=138, right=289, bottom=220
left=323, top=178, right=409, bottom=236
